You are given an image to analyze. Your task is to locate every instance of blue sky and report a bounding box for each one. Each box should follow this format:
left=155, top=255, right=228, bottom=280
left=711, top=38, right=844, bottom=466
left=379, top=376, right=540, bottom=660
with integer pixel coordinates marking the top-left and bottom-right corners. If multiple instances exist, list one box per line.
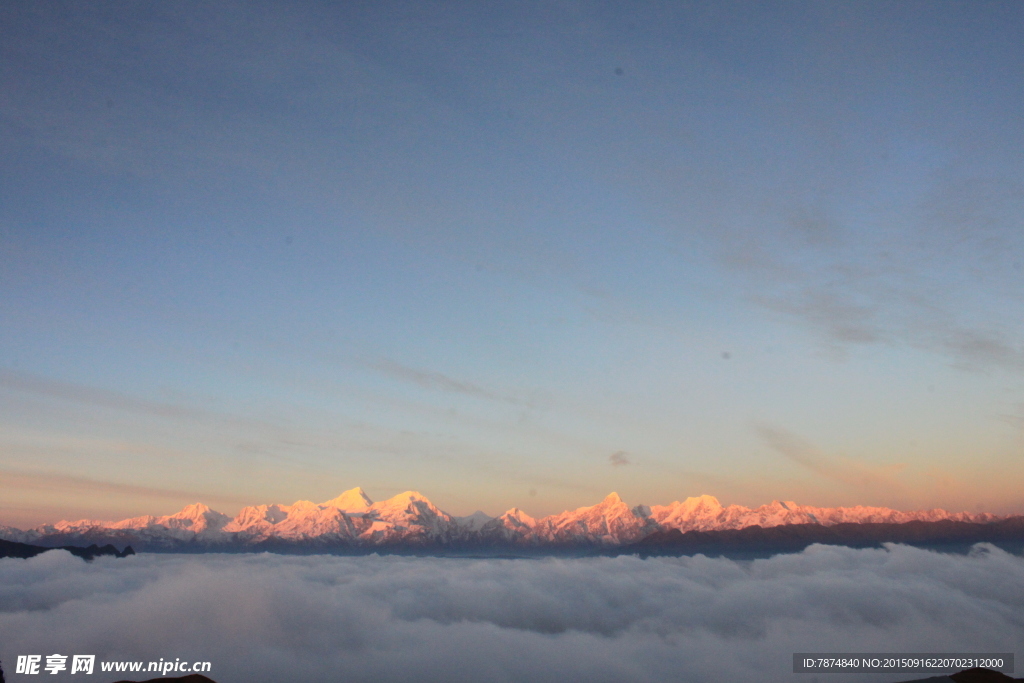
left=2, top=1, right=1023, bottom=526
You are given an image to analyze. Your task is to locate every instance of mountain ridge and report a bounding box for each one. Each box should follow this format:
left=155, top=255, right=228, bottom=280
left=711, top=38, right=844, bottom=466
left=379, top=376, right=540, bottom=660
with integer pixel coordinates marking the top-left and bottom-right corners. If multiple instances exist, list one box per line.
left=1, top=489, right=1010, bottom=552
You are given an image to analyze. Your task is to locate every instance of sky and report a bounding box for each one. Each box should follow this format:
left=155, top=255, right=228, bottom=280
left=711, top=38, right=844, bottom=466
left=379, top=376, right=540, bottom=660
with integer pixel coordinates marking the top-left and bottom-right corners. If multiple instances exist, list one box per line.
left=1, top=1, right=1023, bottom=527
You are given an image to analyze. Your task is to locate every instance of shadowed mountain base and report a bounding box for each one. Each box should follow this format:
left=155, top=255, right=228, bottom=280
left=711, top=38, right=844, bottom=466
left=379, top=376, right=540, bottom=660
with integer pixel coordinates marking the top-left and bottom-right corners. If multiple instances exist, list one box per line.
left=623, top=518, right=1024, bottom=558
left=0, top=538, right=134, bottom=561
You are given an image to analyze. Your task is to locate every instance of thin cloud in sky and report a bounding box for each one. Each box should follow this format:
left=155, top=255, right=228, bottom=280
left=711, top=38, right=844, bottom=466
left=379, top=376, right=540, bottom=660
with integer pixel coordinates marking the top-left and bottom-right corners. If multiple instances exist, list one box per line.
left=368, top=357, right=526, bottom=407
left=0, top=368, right=446, bottom=462
left=752, top=291, right=884, bottom=347
left=609, top=451, right=630, bottom=467
left=0, top=469, right=252, bottom=510
left=0, top=369, right=209, bottom=422
left=702, top=171, right=1024, bottom=373
left=755, top=424, right=905, bottom=489
left=937, top=328, right=1024, bottom=373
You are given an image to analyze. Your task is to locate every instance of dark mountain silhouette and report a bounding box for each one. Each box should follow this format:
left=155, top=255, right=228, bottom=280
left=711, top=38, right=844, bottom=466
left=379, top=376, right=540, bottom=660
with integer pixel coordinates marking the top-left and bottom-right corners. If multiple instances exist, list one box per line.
left=113, top=676, right=215, bottom=683
left=0, top=538, right=134, bottom=561
left=623, top=517, right=1024, bottom=558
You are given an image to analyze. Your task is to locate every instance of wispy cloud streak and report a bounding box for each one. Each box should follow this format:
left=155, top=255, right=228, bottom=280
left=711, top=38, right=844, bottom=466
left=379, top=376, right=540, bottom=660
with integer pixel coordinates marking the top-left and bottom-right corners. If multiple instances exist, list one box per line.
left=368, top=357, right=532, bottom=407
left=755, top=424, right=904, bottom=488
left=0, top=369, right=208, bottom=421
left=0, top=469, right=252, bottom=508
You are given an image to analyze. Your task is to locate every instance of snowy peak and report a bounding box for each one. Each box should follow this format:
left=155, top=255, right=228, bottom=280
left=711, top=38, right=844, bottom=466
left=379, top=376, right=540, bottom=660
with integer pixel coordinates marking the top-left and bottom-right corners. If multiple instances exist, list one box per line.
left=323, top=487, right=373, bottom=513
left=165, top=503, right=230, bottom=532
left=376, top=491, right=445, bottom=517
left=224, top=504, right=287, bottom=532
left=172, top=502, right=212, bottom=518
left=454, top=511, right=493, bottom=531
left=378, top=490, right=429, bottom=506
left=352, top=491, right=456, bottom=544
left=687, top=494, right=723, bottom=510
left=477, top=507, right=539, bottom=543
left=370, top=491, right=448, bottom=520
left=4, top=488, right=1008, bottom=551
left=158, top=503, right=231, bottom=535
left=500, top=508, right=535, bottom=525
left=539, top=492, right=655, bottom=545
left=650, top=494, right=723, bottom=519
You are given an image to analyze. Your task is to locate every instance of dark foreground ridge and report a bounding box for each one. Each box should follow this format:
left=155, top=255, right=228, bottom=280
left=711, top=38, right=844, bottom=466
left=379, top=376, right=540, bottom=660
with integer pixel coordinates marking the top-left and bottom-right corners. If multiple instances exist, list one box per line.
left=113, top=676, right=215, bottom=683
left=0, top=538, right=134, bottom=561
left=623, top=517, right=1024, bottom=558
left=898, top=667, right=1024, bottom=682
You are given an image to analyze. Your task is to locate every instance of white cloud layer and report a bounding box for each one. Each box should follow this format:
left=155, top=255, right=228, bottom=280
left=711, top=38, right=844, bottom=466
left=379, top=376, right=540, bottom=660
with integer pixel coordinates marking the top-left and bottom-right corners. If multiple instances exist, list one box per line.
left=1, top=545, right=1022, bottom=683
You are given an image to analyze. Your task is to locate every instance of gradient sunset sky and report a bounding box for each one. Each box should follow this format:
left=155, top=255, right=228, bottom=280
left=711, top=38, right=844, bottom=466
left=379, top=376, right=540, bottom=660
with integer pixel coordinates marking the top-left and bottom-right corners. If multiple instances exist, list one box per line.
left=2, top=1, right=1023, bottom=527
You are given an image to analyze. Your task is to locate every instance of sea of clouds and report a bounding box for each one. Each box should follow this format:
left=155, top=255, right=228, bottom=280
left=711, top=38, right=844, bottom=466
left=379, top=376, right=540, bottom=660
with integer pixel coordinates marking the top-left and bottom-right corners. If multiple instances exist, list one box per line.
left=1, top=544, right=1022, bottom=683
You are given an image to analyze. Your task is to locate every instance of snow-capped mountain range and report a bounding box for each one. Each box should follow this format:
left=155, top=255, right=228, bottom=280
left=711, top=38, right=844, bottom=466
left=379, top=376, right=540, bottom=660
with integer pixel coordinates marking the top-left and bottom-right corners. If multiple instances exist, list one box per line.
left=0, top=489, right=1004, bottom=551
